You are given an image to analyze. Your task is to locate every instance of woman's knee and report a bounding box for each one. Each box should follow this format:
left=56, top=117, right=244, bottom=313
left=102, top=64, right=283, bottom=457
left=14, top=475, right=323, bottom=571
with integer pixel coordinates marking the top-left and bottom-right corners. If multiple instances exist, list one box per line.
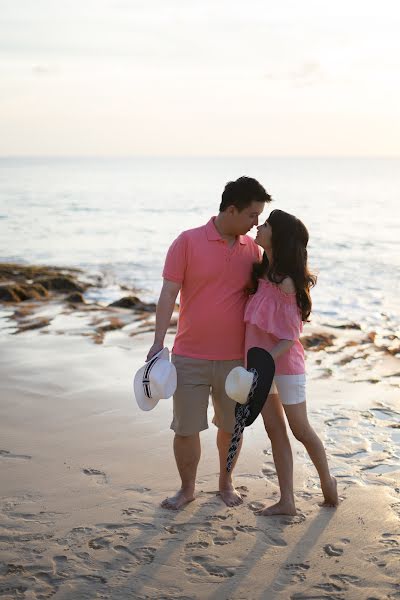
left=291, top=423, right=314, bottom=444
left=264, top=417, right=287, bottom=441
left=262, top=394, right=287, bottom=438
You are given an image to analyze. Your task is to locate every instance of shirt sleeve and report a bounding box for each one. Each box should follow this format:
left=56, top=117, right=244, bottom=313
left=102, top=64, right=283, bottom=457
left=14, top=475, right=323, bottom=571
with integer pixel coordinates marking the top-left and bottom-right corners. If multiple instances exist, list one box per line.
left=162, top=232, right=188, bottom=284
left=245, top=290, right=303, bottom=340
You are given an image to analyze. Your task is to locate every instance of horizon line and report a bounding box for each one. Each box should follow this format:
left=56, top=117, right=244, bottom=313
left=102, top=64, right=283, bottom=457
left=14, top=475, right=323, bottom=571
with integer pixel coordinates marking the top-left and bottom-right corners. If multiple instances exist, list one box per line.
left=0, top=154, right=399, bottom=160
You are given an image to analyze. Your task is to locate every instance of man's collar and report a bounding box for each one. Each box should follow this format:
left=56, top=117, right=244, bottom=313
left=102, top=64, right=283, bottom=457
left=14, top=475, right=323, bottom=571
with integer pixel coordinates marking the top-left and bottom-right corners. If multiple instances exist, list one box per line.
left=205, top=217, right=222, bottom=241
left=206, top=217, right=249, bottom=245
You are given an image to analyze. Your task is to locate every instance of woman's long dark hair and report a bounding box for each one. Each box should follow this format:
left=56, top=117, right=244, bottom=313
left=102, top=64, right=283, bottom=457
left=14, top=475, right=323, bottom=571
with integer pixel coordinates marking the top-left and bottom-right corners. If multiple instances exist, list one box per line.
left=249, top=209, right=317, bottom=321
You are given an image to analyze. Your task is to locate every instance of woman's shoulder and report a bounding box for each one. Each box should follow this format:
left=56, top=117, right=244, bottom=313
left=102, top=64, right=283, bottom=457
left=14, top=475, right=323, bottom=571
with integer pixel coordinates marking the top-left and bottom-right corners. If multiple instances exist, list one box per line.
left=253, top=276, right=297, bottom=305
left=277, top=276, right=296, bottom=295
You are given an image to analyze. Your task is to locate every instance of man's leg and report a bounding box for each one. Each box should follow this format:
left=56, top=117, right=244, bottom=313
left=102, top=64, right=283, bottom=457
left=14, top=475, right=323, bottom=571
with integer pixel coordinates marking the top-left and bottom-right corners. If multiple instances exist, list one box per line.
left=161, top=432, right=200, bottom=510
left=212, top=359, right=245, bottom=507
left=217, top=428, right=243, bottom=506
left=163, top=355, right=210, bottom=510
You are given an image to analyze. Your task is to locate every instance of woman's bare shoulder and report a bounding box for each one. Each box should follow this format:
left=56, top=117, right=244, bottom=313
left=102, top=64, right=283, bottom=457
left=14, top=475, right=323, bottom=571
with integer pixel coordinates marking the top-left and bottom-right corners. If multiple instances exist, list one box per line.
left=279, top=277, right=296, bottom=294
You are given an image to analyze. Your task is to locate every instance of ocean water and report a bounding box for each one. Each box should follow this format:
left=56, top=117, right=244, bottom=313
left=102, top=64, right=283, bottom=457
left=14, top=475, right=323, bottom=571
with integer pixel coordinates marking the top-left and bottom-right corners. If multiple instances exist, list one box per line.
left=0, top=157, right=399, bottom=338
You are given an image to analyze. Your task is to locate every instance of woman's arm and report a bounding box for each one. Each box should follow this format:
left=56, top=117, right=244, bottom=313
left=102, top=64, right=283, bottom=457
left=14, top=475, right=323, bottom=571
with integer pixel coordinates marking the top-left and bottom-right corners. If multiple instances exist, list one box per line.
left=269, top=339, right=295, bottom=361
left=270, top=276, right=297, bottom=360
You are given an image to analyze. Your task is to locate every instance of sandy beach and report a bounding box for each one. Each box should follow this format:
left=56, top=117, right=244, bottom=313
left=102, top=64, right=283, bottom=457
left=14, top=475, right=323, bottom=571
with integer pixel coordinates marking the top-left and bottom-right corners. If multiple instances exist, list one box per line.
left=1, top=265, right=400, bottom=599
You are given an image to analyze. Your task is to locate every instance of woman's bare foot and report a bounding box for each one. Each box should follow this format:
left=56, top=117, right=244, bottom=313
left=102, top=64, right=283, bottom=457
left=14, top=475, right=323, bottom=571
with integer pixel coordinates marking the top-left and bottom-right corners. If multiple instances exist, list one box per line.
left=256, top=499, right=297, bottom=516
left=219, top=484, right=243, bottom=507
left=321, top=476, right=339, bottom=507
left=161, top=488, right=195, bottom=510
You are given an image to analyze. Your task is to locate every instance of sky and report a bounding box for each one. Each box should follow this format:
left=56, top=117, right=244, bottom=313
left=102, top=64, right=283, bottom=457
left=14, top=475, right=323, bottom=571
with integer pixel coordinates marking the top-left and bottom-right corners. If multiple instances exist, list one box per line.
left=1, top=0, right=400, bottom=157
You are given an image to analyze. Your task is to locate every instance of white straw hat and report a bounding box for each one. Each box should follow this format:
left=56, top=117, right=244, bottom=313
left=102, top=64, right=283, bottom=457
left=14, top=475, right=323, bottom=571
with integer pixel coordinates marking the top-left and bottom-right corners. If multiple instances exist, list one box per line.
left=134, top=347, right=177, bottom=411
left=225, top=366, right=255, bottom=405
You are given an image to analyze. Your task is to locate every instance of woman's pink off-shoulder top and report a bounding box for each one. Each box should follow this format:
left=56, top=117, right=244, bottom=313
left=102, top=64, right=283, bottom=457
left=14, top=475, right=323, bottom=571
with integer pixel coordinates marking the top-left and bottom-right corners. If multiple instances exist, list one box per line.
left=244, top=279, right=305, bottom=375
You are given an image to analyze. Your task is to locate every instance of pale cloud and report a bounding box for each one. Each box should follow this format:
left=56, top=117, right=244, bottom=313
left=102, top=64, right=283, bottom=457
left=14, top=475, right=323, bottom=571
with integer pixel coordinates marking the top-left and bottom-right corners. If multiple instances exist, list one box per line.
left=0, top=0, right=399, bottom=156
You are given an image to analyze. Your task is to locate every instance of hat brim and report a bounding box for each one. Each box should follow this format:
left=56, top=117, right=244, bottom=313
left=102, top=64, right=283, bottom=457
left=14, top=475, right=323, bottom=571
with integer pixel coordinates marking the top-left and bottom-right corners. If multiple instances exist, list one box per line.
left=134, top=366, right=161, bottom=411
left=225, top=366, right=254, bottom=404
left=133, top=347, right=173, bottom=411
left=235, top=347, right=275, bottom=427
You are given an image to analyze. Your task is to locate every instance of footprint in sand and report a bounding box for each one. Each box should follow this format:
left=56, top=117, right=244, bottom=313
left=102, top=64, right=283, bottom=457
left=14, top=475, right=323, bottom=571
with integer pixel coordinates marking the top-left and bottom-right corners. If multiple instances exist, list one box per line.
left=278, top=513, right=307, bottom=526
left=185, top=541, right=210, bottom=549
left=88, top=536, right=112, bottom=550
left=236, top=524, right=287, bottom=547
left=207, top=513, right=230, bottom=522
left=82, top=468, right=107, bottom=484
left=262, top=466, right=277, bottom=477
left=126, top=484, right=151, bottom=493
left=282, top=562, right=310, bottom=584
left=379, top=532, right=400, bottom=548
left=236, top=525, right=258, bottom=534
left=264, top=531, right=287, bottom=547
left=314, top=573, right=362, bottom=593
left=213, top=525, right=237, bottom=546
left=113, top=544, right=156, bottom=565
left=99, top=520, right=155, bottom=532
left=53, top=555, right=69, bottom=577
left=314, top=580, right=344, bottom=593
left=331, top=573, right=361, bottom=586
left=121, top=507, right=143, bottom=516
left=0, top=449, right=32, bottom=460
left=247, top=501, right=265, bottom=512
left=164, top=523, right=188, bottom=535
left=186, top=555, right=236, bottom=579
left=323, top=543, right=344, bottom=557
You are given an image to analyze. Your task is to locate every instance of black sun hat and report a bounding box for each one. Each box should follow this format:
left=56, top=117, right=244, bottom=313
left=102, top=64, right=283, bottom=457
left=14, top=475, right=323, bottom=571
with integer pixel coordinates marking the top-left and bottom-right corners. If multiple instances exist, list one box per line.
left=226, top=347, right=275, bottom=472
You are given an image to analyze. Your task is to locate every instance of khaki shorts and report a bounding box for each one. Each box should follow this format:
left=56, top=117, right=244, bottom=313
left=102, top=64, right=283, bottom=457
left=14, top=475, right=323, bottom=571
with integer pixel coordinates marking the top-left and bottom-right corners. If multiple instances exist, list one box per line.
left=171, top=354, right=243, bottom=436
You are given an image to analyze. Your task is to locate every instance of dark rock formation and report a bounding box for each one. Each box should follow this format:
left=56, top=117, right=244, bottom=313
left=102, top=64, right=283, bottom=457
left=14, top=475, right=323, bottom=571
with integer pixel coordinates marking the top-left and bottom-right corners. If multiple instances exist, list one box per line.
left=65, top=292, right=85, bottom=304
left=0, top=263, right=87, bottom=303
left=36, top=276, right=84, bottom=293
left=109, top=296, right=156, bottom=312
left=301, top=333, right=335, bottom=351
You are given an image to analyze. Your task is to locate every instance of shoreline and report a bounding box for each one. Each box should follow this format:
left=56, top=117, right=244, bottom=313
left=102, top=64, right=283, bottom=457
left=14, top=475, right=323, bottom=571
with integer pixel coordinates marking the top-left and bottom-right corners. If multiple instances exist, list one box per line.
left=1, top=262, right=400, bottom=598
left=1, top=261, right=399, bottom=383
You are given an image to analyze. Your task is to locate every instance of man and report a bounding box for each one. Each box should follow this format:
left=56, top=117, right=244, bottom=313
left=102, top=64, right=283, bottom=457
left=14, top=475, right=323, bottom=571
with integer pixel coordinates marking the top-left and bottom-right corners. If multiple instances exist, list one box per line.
left=147, top=176, right=272, bottom=509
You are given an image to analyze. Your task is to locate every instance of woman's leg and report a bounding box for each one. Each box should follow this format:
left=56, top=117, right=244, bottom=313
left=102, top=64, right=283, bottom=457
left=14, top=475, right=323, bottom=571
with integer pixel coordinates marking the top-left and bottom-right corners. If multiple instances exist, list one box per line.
left=283, top=402, right=338, bottom=506
left=257, top=394, right=296, bottom=515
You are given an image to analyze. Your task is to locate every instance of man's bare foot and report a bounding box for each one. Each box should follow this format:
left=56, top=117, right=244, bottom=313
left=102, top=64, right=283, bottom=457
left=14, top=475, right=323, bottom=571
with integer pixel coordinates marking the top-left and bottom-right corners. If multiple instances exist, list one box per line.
left=219, top=484, right=243, bottom=507
left=321, top=476, right=339, bottom=507
left=161, top=488, right=195, bottom=510
left=255, top=499, right=297, bottom=516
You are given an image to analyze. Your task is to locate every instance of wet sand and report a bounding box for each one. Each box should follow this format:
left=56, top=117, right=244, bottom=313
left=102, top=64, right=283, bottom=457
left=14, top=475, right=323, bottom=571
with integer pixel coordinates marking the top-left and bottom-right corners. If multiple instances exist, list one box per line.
left=1, top=264, right=400, bottom=599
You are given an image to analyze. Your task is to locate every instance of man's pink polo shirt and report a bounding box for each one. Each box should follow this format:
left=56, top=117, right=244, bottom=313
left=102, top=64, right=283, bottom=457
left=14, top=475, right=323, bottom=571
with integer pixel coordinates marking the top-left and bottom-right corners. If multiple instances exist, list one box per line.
left=162, top=217, right=260, bottom=360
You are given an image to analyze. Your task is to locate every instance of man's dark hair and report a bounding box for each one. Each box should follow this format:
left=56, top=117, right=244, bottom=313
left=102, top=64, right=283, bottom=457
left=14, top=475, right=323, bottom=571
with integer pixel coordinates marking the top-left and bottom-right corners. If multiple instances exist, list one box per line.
left=219, top=176, right=272, bottom=212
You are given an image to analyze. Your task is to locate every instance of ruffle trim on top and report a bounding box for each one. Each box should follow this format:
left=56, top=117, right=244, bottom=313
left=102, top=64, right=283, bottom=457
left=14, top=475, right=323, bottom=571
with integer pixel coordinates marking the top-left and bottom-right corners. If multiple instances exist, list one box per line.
left=244, top=279, right=303, bottom=340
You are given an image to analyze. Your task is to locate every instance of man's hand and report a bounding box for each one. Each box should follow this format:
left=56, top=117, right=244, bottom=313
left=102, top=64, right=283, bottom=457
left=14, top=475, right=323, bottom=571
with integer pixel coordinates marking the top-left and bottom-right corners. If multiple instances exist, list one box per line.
left=146, top=341, right=164, bottom=362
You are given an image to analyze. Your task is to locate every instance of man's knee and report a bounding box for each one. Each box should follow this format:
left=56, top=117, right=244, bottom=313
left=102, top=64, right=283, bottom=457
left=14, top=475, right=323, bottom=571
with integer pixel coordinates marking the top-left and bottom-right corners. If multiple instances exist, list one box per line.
left=174, top=432, right=200, bottom=442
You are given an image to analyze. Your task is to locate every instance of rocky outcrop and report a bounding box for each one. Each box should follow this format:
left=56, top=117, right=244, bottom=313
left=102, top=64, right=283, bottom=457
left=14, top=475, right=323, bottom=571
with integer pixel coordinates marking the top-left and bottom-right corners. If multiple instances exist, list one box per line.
left=36, top=276, right=84, bottom=293
left=0, top=263, right=87, bottom=303
left=109, top=296, right=156, bottom=312
left=301, top=332, right=335, bottom=351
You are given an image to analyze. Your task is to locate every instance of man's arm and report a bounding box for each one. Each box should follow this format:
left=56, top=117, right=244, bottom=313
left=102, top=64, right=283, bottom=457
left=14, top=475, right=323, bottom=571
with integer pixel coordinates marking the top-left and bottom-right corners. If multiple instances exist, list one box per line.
left=146, top=278, right=181, bottom=360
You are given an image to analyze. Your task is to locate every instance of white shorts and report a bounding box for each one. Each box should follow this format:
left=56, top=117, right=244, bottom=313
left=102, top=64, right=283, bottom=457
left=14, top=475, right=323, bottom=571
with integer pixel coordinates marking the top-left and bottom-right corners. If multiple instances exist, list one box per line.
left=269, top=374, right=306, bottom=405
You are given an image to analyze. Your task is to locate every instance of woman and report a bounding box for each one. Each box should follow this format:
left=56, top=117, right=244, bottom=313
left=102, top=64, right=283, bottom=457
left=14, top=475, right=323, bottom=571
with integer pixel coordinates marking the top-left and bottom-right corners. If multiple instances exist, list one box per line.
left=245, top=209, right=338, bottom=515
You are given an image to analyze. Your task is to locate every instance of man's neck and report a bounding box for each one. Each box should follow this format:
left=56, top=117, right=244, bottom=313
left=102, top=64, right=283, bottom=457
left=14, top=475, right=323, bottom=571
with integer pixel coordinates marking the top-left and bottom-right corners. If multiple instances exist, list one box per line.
left=214, top=214, right=237, bottom=243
